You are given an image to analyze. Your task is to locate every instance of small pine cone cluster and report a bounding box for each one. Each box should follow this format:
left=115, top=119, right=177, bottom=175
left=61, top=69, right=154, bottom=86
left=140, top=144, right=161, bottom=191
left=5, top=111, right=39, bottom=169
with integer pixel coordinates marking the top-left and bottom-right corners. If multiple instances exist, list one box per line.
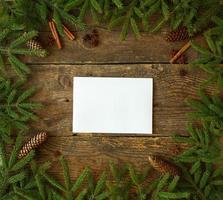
left=165, top=27, right=189, bottom=42
left=83, top=29, right=99, bottom=48
left=171, top=49, right=187, bottom=64
left=148, top=155, right=180, bottom=176
left=18, top=132, right=47, bottom=159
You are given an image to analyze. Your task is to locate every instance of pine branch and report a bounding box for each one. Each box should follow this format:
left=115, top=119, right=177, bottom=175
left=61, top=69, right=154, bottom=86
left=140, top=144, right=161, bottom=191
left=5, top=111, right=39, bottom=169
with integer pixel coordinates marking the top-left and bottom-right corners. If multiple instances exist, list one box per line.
left=174, top=123, right=222, bottom=164
left=106, top=163, right=131, bottom=200
left=192, top=16, right=223, bottom=64
left=177, top=163, right=223, bottom=200
left=192, top=18, right=223, bottom=89
left=0, top=30, right=47, bottom=78
left=0, top=136, right=37, bottom=199
left=9, top=0, right=44, bottom=31
left=64, top=0, right=123, bottom=25
left=0, top=77, right=42, bottom=134
left=71, top=166, right=89, bottom=194
left=186, top=90, right=223, bottom=132
left=128, top=165, right=153, bottom=200
left=0, top=77, right=42, bottom=143
left=3, top=0, right=222, bottom=41
left=87, top=169, right=110, bottom=200
left=43, top=0, right=86, bottom=34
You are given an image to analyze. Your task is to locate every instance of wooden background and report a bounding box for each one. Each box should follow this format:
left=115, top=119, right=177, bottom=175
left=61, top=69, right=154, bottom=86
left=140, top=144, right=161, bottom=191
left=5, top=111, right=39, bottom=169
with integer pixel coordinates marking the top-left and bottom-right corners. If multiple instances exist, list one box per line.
left=25, top=27, right=206, bottom=181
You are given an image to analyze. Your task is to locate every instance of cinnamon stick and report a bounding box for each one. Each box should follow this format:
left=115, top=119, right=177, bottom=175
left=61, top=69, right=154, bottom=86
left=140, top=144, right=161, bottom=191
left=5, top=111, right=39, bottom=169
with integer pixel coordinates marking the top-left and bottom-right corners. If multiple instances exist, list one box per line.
left=52, top=19, right=75, bottom=41
left=49, top=21, right=62, bottom=49
left=52, top=21, right=62, bottom=49
left=48, top=21, right=56, bottom=39
left=63, top=24, right=75, bottom=40
left=170, top=41, right=191, bottom=64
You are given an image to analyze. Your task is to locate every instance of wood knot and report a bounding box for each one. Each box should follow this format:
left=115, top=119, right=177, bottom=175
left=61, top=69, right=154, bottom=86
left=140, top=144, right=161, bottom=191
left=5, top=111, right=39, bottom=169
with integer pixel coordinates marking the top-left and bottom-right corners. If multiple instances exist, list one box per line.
left=170, top=144, right=182, bottom=155
left=54, top=150, right=62, bottom=158
left=58, top=75, right=72, bottom=89
left=87, top=73, right=93, bottom=76
left=179, top=68, right=188, bottom=77
left=157, top=66, right=164, bottom=72
left=57, top=98, right=70, bottom=103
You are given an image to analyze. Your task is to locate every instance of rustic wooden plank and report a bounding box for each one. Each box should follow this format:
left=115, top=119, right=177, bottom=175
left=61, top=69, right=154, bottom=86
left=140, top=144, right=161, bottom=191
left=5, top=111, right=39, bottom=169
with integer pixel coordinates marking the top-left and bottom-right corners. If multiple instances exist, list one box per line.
left=24, top=28, right=198, bottom=64
left=27, top=64, right=212, bottom=137
left=37, top=135, right=187, bottom=181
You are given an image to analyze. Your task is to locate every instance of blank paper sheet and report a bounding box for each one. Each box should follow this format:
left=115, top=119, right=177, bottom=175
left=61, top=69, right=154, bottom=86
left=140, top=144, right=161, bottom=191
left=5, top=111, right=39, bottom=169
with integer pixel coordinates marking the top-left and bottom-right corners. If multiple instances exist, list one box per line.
left=73, top=77, right=153, bottom=134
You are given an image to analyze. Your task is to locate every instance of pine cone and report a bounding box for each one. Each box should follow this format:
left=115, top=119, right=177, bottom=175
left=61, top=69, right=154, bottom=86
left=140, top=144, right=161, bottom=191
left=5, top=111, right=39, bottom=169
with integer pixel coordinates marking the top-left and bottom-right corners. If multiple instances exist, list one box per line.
left=26, top=39, right=43, bottom=51
left=18, top=132, right=47, bottom=159
left=148, top=155, right=180, bottom=176
left=83, top=29, right=99, bottom=48
left=165, top=27, right=189, bottom=42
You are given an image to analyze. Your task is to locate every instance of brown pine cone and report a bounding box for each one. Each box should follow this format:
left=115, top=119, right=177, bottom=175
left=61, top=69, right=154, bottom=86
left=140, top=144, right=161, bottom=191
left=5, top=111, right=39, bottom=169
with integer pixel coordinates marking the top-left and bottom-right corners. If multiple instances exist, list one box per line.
left=24, top=32, right=45, bottom=53
left=83, top=29, right=99, bottom=48
left=148, top=155, right=180, bottom=176
left=165, top=27, right=189, bottom=42
left=26, top=39, right=43, bottom=50
left=18, top=132, right=47, bottom=159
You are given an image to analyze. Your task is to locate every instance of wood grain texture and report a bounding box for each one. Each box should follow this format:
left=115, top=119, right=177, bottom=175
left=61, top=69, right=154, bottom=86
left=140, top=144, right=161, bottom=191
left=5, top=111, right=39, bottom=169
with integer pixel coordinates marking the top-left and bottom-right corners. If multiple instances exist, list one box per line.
left=38, top=135, right=187, bottom=181
left=27, top=64, right=211, bottom=137
left=24, top=29, right=198, bottom=64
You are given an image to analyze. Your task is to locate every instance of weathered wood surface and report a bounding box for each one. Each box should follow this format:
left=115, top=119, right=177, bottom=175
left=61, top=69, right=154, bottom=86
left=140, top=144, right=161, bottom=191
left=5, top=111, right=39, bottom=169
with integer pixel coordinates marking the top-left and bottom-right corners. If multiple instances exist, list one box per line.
left=25, top=29, right=198, bottom=64
left=38, top=135, right=187, bottom=181
left=27, top=63, right=208, bottom=180
left=24, top=27, right=205, bottom=181
left=28, top=64, right=210, bottom=137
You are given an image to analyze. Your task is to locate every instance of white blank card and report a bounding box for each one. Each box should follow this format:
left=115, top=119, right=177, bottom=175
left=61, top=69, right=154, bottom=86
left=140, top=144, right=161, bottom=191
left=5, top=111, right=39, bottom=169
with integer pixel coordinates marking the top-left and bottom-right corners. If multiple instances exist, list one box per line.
left=73, top=77, right=153, bottom=134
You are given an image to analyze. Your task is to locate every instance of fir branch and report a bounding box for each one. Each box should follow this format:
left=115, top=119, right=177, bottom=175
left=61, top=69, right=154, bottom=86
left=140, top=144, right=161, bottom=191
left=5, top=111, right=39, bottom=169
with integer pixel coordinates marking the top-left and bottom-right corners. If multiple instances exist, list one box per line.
left=128, top=165, right=153, bottom=200
left=87, top=169, right=109, bottom=200
left=174, top=123, right=222, bottom=164
left=43, top=172, right=66, bottom=192
left=186, top=90, right=223, bottom=132
left=71, top=166, right=89, bottom=193
left=0, top=77, right=42, bottom=138
left=0, top=137, right=37, bottom=199
left=0, top=30, right=47, bottom=78
left=43, top=0, right=86, bottom=33
left=106, top=163, right=132, bottom=200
